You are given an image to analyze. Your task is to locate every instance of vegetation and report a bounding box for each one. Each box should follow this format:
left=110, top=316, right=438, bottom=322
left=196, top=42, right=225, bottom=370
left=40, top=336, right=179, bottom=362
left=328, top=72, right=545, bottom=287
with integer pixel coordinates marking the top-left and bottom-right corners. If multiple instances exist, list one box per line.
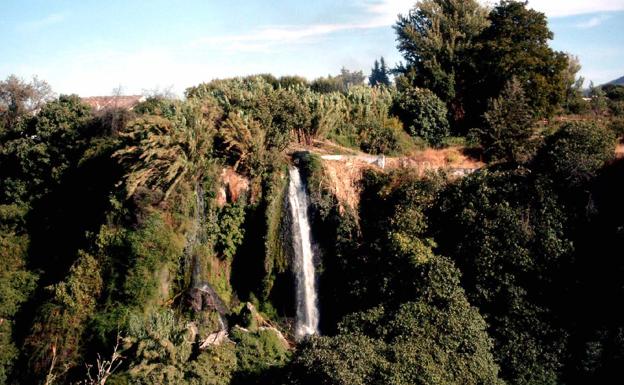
left=472, top=78, right=536, bottom=163
left=1, top=1, right=623, bottom=384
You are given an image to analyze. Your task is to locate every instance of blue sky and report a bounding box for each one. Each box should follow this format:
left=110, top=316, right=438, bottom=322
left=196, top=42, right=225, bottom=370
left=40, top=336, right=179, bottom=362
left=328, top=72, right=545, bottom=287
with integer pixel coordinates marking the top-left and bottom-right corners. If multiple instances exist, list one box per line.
left=1, top=0, right=623, bottom=96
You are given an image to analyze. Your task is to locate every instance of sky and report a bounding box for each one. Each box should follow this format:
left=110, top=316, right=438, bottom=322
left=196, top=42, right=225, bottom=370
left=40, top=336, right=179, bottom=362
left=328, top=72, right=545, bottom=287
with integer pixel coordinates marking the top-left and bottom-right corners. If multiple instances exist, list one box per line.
left=1, top=0, right=623, bottom=97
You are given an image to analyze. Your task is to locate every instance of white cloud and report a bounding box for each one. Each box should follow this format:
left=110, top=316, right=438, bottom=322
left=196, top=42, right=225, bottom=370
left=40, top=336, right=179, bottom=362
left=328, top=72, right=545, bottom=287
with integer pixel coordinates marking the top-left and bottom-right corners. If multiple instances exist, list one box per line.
left=575, top=14, right=612, bottom=29
left=18, top=12, right=67, bottom=32
left=362, top=0, right=415, bottom=26
left=520, top=0, right=624, bottom=17
left=193, top=23, right=352, bottom=52
left=193, top=0, right=414, bottom=52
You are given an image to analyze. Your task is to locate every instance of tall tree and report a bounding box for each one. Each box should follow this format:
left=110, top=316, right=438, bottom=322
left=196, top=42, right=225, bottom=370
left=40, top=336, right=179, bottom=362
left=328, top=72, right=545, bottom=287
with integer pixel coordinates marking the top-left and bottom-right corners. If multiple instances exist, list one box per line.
left=588, top=81, right=608, bottom=116
left=369, top=57, right=391, bottom=87
left=473, top=78, right=536, bottom=163
left=562, top=54, right=587, bottom=114
left=477, top=0, right=568, bottom=118
left=338, top=67, right=366, bottom=91
left=0, top=75, right=54, bottom=130
left=394, top=0, right=489, bottom=127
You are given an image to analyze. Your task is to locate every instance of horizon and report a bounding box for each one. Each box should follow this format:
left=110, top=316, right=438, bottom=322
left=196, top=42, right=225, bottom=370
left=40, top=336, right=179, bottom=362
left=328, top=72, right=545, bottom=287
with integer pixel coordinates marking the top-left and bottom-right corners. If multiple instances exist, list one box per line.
left=1, top=0, right=623, bottom=97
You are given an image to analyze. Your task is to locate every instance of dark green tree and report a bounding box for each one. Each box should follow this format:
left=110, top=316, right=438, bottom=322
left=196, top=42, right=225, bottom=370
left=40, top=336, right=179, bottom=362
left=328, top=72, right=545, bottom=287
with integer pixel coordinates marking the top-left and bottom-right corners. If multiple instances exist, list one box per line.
left=477, top=1, right=568, bottom=118
left=0, top=94, right=92, bottom=205
left=602, top=84, right=624, bottom=101
left=541, top=121, right=615, bottom=188
left=394, top=0, right=489, bottom=126
left=369, top=57, right=391, bottom=87
left=395, top=86, right=450, bottom=147
left=473, top=78, right=536, bottom=163
left=289, top=255, right=503, bottom=385
left=431, top=169, right=573, bottom=385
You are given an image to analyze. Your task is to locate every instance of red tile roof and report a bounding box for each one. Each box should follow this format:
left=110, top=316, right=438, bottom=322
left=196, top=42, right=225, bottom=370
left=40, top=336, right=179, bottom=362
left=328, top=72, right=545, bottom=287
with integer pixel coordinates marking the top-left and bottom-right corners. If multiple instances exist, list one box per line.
left=81, top=95, right=145, bottom=111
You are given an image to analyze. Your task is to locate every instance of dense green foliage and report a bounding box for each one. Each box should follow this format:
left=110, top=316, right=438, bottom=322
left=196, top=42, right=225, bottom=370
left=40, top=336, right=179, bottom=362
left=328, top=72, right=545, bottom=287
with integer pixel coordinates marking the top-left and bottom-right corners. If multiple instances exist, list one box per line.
left=472, top=78, right=536, bottom=163
left=1, top=1, right=623, bottom=384
left=394, top=87, right=450, bottom=147
left=395, top=0, right=489, bottom=127
left=395, top=0, right=569, bottom=130
left=477, top=1, right=567, bottom=118
left=368, top=57, right=391, bottom=87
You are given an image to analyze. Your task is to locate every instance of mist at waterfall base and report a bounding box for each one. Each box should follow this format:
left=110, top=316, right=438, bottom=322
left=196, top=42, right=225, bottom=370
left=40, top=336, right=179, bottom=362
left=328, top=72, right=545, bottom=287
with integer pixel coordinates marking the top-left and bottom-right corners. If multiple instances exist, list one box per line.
left=288, top=166, right=320, bottom=340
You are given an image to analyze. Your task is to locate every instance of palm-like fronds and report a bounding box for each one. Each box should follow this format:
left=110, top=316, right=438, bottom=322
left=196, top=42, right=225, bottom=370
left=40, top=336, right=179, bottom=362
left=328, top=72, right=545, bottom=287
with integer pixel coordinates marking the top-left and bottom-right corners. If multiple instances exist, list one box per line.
left=114, top=101, right=218, bottom=199
left=220, top=111, right=265, bottom=173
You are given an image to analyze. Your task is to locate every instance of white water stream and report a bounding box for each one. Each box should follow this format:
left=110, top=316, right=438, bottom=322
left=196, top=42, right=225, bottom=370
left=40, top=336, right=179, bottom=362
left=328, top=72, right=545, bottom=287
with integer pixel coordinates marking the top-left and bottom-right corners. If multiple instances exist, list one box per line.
left=288, top=166, right=320, bottom=339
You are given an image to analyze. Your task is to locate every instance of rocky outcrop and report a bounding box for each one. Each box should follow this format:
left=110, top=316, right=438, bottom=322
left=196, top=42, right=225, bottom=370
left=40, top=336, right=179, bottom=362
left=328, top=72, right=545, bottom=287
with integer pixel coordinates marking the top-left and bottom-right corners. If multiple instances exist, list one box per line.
left=217, top=167, right=250, bottom=207
left=186, top=283, right=228, bottom=317
left=199, top=330, right=229, bottom=348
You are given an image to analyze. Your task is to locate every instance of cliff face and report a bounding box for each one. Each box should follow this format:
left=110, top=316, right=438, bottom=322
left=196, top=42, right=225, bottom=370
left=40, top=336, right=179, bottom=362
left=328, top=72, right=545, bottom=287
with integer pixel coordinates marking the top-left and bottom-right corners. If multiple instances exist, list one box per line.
left=315, top=147, right=483, bottom=212
left=217, top=167, right=250, bottom=207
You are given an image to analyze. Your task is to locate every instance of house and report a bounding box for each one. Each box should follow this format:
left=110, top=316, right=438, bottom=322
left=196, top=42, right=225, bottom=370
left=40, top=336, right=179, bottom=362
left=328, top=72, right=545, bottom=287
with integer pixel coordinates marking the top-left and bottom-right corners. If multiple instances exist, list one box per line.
left=81, top=95, right=145, bottom=111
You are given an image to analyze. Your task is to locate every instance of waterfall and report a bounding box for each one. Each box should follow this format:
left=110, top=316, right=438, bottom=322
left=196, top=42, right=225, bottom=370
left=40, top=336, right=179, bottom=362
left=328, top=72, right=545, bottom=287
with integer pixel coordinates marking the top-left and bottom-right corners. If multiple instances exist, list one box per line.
left=288, top=166, right=320, bottom=339
left=188, top=185, right=228, bottom=331
left=190, top=184, right=206, bottom=288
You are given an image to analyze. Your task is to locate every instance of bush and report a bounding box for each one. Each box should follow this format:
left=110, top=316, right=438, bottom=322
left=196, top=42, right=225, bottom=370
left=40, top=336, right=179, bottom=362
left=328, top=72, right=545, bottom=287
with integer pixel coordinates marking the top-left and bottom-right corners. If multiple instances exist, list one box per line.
left=608, top=118, right=624, bottom=139
left=358, top=117, right=415, bottom=155
left=289, top=256, right=504, bottom=385
left=608, top=100, right=624, bottom=117
left=543, top=121, right=616, bottom=187
left=395, top=87, right=450, bottom=147
left=230, top=327, right=290, bottom=378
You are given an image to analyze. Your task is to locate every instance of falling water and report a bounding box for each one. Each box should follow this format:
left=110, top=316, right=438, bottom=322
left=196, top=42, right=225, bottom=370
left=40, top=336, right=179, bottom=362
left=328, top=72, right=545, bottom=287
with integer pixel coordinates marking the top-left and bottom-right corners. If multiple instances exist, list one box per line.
left=188, top=185, right=227, bottom=331
left=288, top=166, right=320, bottom=339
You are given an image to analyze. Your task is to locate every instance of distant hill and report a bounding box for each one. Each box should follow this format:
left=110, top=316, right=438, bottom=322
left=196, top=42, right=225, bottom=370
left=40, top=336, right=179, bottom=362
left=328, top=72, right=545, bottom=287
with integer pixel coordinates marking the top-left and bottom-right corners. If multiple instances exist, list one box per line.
left=607, top=76, right=624, bottom=86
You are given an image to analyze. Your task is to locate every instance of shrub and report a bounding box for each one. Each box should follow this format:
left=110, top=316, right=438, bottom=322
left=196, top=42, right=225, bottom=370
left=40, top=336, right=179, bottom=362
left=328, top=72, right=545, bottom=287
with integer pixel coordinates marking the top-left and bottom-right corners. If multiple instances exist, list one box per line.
left=608, top=118, right=624, bottom=139
left=395, top=87, right=450, bottom=147
left=230, top=327, right=290, bottom=377
left=358, top=117, right=414, bottom=155
left=23, top=252, right=103, bottom=382
left=544, top=121, right=616, bottom=187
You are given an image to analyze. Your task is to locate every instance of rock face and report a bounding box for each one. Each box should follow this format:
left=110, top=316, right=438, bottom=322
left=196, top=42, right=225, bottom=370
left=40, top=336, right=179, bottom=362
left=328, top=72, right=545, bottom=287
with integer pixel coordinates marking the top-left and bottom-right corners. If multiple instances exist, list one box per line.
left=186, top=283, right=228, bottom=317
left=199, top=330, right=229, bottom=348
left=318, top=148, right=483, bottom=211
left=217, top=167, right=250, bottom=207
left=238, top=302, right=293, bottom=349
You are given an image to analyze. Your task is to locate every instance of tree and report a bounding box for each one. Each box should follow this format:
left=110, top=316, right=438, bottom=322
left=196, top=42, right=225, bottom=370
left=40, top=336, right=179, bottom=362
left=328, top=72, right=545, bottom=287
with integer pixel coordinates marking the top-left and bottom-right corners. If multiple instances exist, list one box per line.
left=289, top=256, right=503, bottom=385
left=431, top=169, right=573, bottom=385
left=219, top=112, right=266, bottom=174
left=562, top=54, right=588, bottom=114
left=271, top=88, right=311, bottom=147
left=0, top=75, right=54, bottom=129
left=277, top=75, right=308, bottom=89
left=395, top=86, right=450, bottom=147
left=602, top=84, right=624, bottom=101
left=473, top=78, right=536, bottom=163
left=369, top=57, right=391, bottom=87
left=23, top=252, right=103, bottom=383
left=0, top=94, right=92, bottom=205
left=477, top=1, right=568, bottom=118
left=0, top=205, right=38, bottom=384
left=338, top=67, right=365, bottom=90
left=588, top=81, right=608, bottom=116
left=114, top=99, right=220, bottom=199
left=312, top=68, right=366, bottom=94
left=542, top=121, right=615, bottom=188
left=394, top=0, right=489, bottom=126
